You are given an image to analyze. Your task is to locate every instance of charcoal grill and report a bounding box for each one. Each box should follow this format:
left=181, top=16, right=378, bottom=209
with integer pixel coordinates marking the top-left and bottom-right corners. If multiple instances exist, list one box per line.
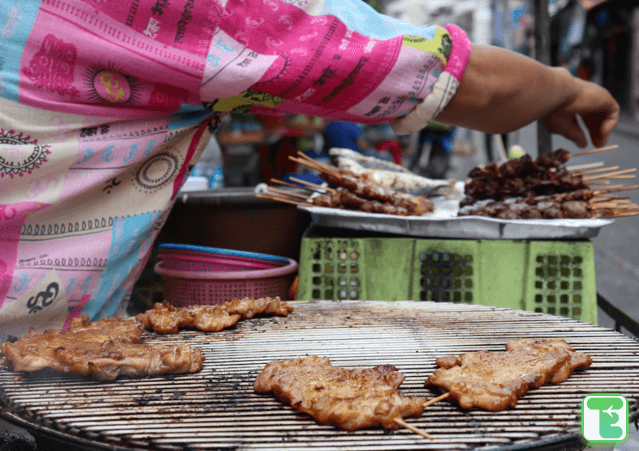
left=1, top=301, right=638, bottom=451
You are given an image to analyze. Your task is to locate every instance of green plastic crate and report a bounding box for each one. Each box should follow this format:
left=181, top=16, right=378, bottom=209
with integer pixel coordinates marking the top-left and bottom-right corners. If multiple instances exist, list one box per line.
left=298, top=228, right=597, bottom=324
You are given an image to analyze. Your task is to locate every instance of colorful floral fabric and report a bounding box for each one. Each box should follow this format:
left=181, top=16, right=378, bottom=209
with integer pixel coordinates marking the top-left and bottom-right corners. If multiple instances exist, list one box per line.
left=0, top=0, right=470, bottom=341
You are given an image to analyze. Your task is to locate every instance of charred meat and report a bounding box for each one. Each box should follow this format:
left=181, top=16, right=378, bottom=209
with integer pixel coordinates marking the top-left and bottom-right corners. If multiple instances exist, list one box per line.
left=1, top=315, right=204, bottom=381
left=425, top=338, right=592, bottom=411
left=136, top=297, right=294, bottom=334
left=254, top=355, right=427, bottom=431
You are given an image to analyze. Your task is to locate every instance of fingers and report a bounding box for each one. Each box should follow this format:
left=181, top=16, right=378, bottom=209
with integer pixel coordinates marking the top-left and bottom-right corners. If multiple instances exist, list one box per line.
left=580, top=110, right=618, bottom=148
left=575, top=82, right=619, bottom=147
left=542, top=113, right=588, bottom=148
left=544, top=78, right=619, bottom=148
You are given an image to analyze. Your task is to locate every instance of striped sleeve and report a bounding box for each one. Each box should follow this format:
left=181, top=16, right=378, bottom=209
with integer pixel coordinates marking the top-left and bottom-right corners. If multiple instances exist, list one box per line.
left=200, top=0, right=471, bottom=133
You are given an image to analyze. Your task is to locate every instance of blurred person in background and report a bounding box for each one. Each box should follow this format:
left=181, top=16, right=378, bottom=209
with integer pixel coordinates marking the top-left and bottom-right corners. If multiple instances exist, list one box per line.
left=324, top=121, right=371, bottom=155
left=409, top=121, right=456, bottom=179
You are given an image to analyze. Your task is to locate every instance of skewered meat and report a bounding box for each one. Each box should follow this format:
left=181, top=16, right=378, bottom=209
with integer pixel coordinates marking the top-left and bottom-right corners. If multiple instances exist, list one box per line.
left=459, top=198, right=594, bottom=219
left=468, top=149, right=570, bottom=179
left=269, top=155, right=435, bottom=216
left=310, top=188, right=421, bottom=216
left=136, top=297, right=293, bottom=334
left=424, top=339, right=592, bottom=411
left=0, top=315, right=204, bottom=381
left=254, top=355, right=427, bottom=431
left=319, top=168, right=434, bottom=215
left=463, top=149, right=587, bottom=204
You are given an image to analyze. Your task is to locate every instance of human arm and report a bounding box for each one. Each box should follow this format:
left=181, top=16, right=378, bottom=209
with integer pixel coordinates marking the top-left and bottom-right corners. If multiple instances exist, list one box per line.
left=434, top=44, right=619, bottom=148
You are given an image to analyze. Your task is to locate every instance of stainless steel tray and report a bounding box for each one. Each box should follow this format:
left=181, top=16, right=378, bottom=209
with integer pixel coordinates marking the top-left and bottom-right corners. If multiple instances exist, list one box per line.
left=299, top=192, right=614, bottom=240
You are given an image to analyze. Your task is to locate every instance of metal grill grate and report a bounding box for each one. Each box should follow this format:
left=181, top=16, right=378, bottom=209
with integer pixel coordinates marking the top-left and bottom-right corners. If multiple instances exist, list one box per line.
left=1, top=301, right=638, bottom=451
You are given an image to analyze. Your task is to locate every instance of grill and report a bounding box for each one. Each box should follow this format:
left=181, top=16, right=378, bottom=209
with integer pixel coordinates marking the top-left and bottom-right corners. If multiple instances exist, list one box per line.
left=1, top=301, right=638, bottom=451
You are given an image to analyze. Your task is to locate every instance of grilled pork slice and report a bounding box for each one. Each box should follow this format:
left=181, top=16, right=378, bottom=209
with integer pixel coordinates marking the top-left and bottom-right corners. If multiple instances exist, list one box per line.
left=1, top=315, right=204, bottom=381
left=425, top=338, right=592, bottom=411
left=136, top=297, right=294, bottom=334
left=254, top=355, right=427, bottom=431
left=54, top=340, right=203, bottom=381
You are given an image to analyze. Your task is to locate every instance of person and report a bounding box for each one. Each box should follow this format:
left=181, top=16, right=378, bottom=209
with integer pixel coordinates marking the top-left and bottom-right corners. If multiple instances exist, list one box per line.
left=410, top=121, right=456, bottom=179
left=0, top=0, right=619, bottom=341
left=324, top=121, right=371, bottom=154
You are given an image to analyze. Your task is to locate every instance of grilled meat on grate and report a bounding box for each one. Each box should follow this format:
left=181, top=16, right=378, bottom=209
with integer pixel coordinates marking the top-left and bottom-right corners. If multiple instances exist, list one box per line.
left=254, top=355, right=427, bottom=431
left=136, top=297, right=294, bottom=334
left=1, top=315, right=204, bottom=381
left=425, top=338, right=592, bottom=411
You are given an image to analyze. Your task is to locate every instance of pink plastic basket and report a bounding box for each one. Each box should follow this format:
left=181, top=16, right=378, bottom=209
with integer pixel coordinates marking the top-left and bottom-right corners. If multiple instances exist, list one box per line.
left=155, top=245, right=298, bottom=307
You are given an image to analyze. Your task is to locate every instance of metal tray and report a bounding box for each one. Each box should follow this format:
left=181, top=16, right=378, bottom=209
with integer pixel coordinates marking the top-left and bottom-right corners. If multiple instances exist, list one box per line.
left=299, top=186, right=614, bottom=239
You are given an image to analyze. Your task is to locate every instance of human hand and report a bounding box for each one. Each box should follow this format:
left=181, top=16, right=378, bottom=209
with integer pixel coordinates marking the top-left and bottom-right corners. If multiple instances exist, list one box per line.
left=540, top=68, right=619, bottom=148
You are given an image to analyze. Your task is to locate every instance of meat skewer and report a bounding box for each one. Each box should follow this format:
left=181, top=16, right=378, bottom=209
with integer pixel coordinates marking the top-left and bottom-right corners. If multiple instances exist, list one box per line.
left=136, top=297, right=293, bottom=334
left=424, top=338, right=592, bottom=411
left=461, top=144, right=637, bottom=219
left=459, top=195, right=638, bottom=219
left=1, top=315, right=205, bottom=381
left=292, top=158, right=435, bottom=214
left=254, top=355, right=432, bottom=437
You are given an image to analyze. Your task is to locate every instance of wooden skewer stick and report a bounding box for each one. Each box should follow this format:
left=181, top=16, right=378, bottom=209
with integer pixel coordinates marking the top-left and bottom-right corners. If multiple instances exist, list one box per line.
left=294, top=152, right=339, bottom=175
left=289, top=157, right=328, bottom=173
left=570, top=144, right=619, bottom=158
left=573, top=166, right=619, bottom=176
left=288, top=177, right=336, bottom=193
left=608, top=175, right=637, bottom=179
left=589, top=198, right=615, bottom=204
left=589, top=195, right=624, bottom=203
left=594, top=185, right=639, bottom=195
left=423, top=392, right=450, bottom=408
left=270, top=178, right=332, bottom=193
left=297, top=151, right=322, bottom=164
left=587, top=181, right=610, bottom=186
left=292, top=153, right=342, bottom=177
left=592, top=184, right=625, bottom=193
left=584, top=168, right=637, bottom=181
left=608, top=212, right=639, bottom=218
left=12, top=373, right=27, bottom=382
left=266, top=187, right=310, bottom=200
left=591, top=203, right=632, bottom=210
left=566, top=162, right=604, bottom=171
left=393, top=418, right=433, bottom=440
left=255, top=194, right=309, bottom=207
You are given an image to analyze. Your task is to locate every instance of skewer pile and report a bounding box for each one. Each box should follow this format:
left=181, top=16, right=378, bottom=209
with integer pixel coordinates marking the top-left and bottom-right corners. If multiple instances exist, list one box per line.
left=459, top=146, right=638, bottom=219
left=257, top=153, right=435, bottom=216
